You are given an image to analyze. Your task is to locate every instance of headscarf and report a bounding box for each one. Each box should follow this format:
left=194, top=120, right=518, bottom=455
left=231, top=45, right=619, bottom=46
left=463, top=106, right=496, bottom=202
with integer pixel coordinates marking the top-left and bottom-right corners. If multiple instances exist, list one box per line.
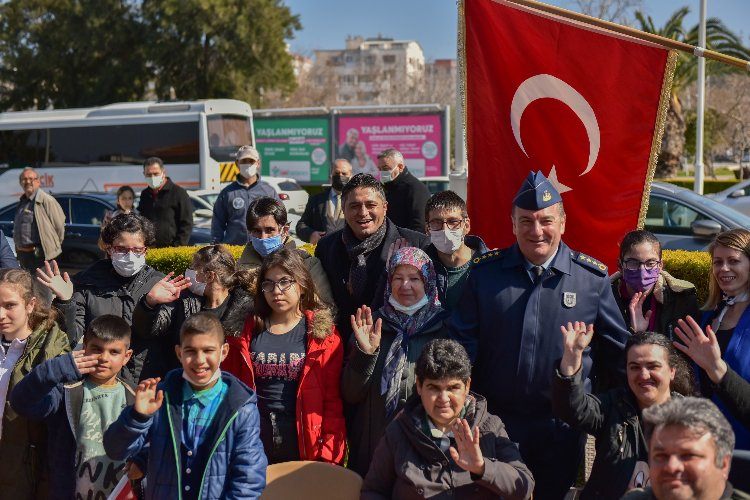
left=379, top=246, right=443, bottom=418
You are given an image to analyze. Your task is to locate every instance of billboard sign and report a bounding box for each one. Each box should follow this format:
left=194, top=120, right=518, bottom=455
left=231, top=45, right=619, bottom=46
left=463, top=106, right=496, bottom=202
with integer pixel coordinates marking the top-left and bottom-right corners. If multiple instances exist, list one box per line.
left=255, top=116, right=330, bottom=184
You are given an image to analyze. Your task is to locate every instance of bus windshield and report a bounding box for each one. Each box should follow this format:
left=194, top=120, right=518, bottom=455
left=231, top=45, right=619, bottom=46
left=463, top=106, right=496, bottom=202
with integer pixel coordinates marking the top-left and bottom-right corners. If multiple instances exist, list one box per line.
left=207, top=115, right=253, bottom=162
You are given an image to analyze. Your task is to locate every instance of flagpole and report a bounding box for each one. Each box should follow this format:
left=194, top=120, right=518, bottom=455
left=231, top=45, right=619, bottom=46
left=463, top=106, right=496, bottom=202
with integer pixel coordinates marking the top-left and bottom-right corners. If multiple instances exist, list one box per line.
left=501, top=0, right=750, bottom=71
left=693, top=0, right=707, bottom=194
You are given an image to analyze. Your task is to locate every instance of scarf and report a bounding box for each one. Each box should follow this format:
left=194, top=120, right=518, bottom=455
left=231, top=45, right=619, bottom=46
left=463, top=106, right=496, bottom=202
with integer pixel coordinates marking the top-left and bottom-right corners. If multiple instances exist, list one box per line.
left=379, top=246, right=443, bottom=419
left=341, top=221, right=387, bottom=301
left=714, top=291, right=750, bottom=328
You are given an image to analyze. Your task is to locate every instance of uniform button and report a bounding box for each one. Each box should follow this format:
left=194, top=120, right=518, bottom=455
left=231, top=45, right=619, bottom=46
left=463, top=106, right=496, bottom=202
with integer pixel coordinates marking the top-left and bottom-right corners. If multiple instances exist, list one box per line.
left=186, top=468, right=191, bottom=474
left=187, top=450, right=193, bottom=456
left=185, top=485, right=191, bottom=491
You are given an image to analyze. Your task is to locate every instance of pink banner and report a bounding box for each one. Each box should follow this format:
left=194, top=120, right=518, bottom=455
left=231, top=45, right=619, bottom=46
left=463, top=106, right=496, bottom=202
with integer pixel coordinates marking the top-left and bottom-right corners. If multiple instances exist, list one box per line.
left=336, top=114, right=444, bottom=178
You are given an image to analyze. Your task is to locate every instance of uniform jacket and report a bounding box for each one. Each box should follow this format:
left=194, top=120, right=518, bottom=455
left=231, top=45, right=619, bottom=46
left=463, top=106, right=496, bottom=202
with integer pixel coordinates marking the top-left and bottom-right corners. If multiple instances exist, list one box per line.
left=55, top=259, right=164, bottom=381
left=341, top=309, right=450, bottom=476
left=137, top=178, right=193, bottom=247
left=295, top=188, right=333, bottom=242
left=611, top=270, right=699, bottom=338
left=425, top=235, right=489, bottom=311
left=211, top=178, right=278, bottom=245
left=383, top=167, right=431, bottom=233
left=362, top=393, right=534, bottom=500
left=314, top=218, right=430, bottom=341
left=0, top=229, right=20, bottom=268
left=0, top=322, right=70, bottom=499
left=10, top=353, right=135, bottom=499
left=103, top=369, right=267, bottom=500
left=221, top=308, right=346, bottom=464
left=450, top=242, right=630, bottom=418
left=13, top=189, right=66, bottom=260
left=237, top=238, right=334, bottom=306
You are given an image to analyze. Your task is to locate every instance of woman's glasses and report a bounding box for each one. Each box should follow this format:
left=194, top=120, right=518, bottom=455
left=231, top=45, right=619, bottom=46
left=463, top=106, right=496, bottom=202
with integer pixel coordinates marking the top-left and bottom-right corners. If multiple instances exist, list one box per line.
left=260, top=278, right=296, bottom=293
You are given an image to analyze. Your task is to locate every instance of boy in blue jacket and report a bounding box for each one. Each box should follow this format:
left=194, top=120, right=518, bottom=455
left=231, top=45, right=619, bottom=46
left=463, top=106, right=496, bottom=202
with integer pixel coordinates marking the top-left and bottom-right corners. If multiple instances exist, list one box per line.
left=104, top=312, right=267, bottom=499
left=10, top=314, right=136, bottom=499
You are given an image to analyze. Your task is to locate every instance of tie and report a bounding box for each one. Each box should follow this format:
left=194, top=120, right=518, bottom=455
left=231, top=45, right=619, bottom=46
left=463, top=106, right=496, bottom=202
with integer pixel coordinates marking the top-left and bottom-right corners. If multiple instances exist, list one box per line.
left=334, top=193, right=342, bottom=220
left=532, top=265, right=544, bottom=283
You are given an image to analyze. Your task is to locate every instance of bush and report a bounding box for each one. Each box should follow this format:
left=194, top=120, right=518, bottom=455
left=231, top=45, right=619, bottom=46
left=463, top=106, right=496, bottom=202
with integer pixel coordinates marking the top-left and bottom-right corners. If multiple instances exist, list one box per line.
left=661, top=179, right=736, bottom=194
left=662, top=249, right=711, bottom=306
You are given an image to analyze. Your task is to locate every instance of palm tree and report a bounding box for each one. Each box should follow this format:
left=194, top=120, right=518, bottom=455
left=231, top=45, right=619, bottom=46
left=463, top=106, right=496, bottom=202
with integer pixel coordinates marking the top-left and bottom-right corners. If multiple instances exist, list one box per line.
left=636, top=7, right=750, bottom=177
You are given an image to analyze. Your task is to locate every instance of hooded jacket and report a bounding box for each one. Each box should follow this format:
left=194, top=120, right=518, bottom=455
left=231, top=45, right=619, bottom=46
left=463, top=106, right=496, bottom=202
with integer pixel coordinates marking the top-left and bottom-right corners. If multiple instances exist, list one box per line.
left=221, top=308, right=346, bottom=464
left=362, top=392, right=534, bottom=499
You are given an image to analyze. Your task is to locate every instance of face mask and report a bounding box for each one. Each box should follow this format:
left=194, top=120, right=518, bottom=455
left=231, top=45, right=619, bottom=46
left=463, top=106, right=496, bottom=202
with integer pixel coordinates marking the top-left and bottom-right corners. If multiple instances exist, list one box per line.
left=182, top=367, right=222, bottom=388
left=388, top=294, right=429, bottom=316
left=145, top=175, right=163, bottom=190
left=251, top=234, right=283, bottom=257
left=331, top=174, right=350, bottom=192
left=184, top=269, right=206, bottom=296
left=430, top=228, right=464, bottom=255
left=380, top=169, right=396, bottom=184
left=240, top=164, right=258, bottom=179
left=622, top=267, right=660, bottom=292
left=110, top=251, right=146, bottom=277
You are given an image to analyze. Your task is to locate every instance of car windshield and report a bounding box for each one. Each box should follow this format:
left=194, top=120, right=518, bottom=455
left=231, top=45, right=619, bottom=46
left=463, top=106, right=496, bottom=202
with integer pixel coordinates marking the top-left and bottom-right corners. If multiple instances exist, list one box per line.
left=199, top=193, right=219, bottom=206
left=673, top=187, right=750, bottom=226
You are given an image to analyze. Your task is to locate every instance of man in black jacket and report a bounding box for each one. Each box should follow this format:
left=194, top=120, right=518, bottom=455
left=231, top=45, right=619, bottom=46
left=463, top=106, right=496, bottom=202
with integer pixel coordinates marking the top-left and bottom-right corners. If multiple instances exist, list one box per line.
left=296, top=159, right=352, bottom=244
left=315, top=173, right=429, bottom=342
left=377, top=148, right=431, bottom=233
left=137, top=156, right=193, bottom=248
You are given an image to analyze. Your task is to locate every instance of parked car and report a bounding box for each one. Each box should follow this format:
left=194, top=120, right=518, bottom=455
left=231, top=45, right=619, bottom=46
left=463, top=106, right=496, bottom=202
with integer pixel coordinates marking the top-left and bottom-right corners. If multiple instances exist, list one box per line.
left=264, top=177, right=308, bottom=214
left=419, top=176, right=450, bottom=195
left=645, top=181, right=750, bottom=251
left=0, top=193, right=212, bottom=269
left=707, top=178, right=750, bottom=216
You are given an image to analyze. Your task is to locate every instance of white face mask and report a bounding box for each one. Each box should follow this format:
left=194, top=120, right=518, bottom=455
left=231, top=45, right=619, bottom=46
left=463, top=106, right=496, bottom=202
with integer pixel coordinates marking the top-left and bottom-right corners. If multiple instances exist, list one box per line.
left=388, top=294, right=429, bottom=316
left=430, top=228, right=464, bottom=255
left=145, top=175, right=163, bottom=189
left=110, top=251, right=146, bottom=277
left=182, top=367, right=222, bottom=388
left=240, top=164, right=258, bottom=179
left=184, top=269, right=206, bottom=296
left=380, top=168, right=396, bottom=184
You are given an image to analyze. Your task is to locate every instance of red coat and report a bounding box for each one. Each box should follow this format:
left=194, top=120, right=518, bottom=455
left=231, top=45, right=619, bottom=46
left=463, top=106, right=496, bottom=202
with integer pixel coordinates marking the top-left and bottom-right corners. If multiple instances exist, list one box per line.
left=221, top=308, right=347, bottom=464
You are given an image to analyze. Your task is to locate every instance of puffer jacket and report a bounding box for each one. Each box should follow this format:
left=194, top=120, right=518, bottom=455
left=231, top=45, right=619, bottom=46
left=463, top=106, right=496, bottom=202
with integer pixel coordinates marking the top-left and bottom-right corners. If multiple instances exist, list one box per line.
left=0, top=321, right=70, bottom=499
left=103, top=369, right=267, bottom=500
left=131, top=287, right=253, bottom=374
left=221, top=308, right=347, bottom=464
left=362, top=393, right=534, bottom=499
left=10, top=352, right=135, bottom=499
left=341, top=309, right=450, bottom=476
left=54, top=259, right=164, bottom=381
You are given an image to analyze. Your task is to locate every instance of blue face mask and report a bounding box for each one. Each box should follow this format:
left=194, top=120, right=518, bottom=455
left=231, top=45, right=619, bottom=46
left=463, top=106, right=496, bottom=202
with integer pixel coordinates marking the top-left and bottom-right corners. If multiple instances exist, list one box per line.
left=251, top=234, right=283, bottom=257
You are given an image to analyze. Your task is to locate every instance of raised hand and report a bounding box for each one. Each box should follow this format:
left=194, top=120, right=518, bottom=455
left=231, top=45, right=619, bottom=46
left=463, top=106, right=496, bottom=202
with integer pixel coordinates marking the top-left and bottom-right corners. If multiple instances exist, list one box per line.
left=674, top=316, right=727, bottom=384
left=449, top=418, right=485, bottom=476
left=144, top=272, right=191, bottom=307
left=36, top=260, right=74, bottom=301
left=628, top=291, right=652, bottom=333
left=134, top=378, right=164, bottom=416
left=350, top=305, right=382, bottom=355
left=72, top=350, right=101, bottom=375
left=559, top=321, right=595, bottom=376
left=385, top=237, right=408, bottom=270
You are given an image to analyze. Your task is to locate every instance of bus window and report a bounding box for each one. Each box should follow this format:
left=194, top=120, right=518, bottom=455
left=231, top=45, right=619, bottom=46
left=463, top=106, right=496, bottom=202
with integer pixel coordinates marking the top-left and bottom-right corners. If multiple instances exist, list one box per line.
left=207, top=115, right=253, bottom=162
left=0, top=129, right=47, bottom=168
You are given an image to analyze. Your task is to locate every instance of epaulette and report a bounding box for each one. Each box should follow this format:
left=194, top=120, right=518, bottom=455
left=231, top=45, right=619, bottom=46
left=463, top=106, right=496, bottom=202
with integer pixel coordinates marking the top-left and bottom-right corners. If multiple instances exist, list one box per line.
left=471, top=249, right=503, bottom=266
left=572, top=252, right=608, bottom=275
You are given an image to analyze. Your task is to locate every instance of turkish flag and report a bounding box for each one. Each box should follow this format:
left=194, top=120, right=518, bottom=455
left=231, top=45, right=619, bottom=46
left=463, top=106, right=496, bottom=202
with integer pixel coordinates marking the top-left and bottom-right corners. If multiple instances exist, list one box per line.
left=107, top=476, right=137, bottom=500
left=464, top=0, right=675, bottom=268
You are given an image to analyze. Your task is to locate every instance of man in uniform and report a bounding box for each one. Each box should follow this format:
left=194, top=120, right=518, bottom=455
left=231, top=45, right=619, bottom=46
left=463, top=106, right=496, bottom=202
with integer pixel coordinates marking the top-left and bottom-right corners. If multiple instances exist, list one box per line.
left=451, top=170, right=630, bottom=500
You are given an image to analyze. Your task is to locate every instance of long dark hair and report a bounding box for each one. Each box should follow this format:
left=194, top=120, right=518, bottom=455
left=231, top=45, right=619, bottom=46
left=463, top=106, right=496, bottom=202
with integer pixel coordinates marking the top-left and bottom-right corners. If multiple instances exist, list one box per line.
left=191, top=244, right=253, bottom=292
left=0, top=269, right=58, bottom=331
left=115, top=185, right=135, bottom=211
left=626, top=332, right=697, bottom=397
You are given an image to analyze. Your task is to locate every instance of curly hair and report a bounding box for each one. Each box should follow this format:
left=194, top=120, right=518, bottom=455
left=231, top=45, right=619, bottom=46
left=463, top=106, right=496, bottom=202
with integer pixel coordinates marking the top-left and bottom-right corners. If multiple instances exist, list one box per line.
left=100, top=213, right=156, bottom=247
left=415, top=339, right=472, bottom=383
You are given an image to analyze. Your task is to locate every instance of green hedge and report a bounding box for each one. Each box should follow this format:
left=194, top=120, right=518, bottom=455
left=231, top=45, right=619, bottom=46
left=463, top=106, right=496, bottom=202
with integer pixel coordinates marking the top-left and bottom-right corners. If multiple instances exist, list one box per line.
left=660, top=178, right=736, bottom=194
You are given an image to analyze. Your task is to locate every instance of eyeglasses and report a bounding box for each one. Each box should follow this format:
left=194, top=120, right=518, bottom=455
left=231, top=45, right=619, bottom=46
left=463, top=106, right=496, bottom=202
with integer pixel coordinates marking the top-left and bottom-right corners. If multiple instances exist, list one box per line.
left=428, top=218, right=465, bottom=231
left=110, top=246, right=147, bottom=256
left=622, top=259, right=661, bottom=271
left=260, top=278, right=296, bottom=293
left=20, top=177, right=39, bottom=183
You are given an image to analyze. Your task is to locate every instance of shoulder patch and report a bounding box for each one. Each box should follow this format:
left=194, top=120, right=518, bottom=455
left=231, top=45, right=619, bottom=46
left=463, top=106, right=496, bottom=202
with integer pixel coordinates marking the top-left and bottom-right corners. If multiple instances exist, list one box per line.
left=572, top=252, right=608, bottom=275
left=472, top=249, right=503, bottom=266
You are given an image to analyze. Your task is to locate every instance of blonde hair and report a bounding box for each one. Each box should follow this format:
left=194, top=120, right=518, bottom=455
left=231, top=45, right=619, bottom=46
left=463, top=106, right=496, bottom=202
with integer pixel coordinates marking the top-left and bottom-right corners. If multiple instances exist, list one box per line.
left=704, top=228, right=750, bottom=310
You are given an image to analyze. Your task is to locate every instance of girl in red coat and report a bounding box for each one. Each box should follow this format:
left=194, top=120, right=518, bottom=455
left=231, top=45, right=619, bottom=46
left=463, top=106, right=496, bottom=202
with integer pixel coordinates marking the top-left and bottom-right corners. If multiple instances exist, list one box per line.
left=222, top=248, right=346, bottom=464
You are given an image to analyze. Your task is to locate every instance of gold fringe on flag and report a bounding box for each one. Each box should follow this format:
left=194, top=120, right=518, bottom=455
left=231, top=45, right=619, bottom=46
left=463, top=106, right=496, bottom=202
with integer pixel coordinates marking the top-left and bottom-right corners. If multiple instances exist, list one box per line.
left=456, top=0, right=469, bottom=173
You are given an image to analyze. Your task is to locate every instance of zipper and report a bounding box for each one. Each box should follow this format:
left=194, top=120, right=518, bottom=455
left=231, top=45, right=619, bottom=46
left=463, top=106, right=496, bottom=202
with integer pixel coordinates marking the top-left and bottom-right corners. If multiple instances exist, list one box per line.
left=619, top=422, right=628, bottom=455
left=198, top=411, right=240, bottom=496
left=165, top=393, right=183, bottom=500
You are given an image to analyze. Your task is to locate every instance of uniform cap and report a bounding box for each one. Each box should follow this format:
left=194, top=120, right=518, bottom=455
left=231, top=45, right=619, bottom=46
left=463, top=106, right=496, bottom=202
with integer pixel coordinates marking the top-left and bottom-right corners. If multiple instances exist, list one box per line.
left=236, top=145, right=260, bottom=162
left=513, top=170, right=562, bottom=210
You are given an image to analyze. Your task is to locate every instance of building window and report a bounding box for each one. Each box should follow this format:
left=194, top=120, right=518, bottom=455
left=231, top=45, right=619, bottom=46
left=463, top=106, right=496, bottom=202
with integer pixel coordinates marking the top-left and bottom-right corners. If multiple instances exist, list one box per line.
left=382, top=55, right=396, bottom=64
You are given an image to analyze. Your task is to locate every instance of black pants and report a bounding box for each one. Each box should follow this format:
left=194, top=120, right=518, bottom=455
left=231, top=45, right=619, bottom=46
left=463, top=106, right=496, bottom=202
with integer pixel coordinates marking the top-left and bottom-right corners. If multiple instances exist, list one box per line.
left=259, top=411, right=300, bottom=464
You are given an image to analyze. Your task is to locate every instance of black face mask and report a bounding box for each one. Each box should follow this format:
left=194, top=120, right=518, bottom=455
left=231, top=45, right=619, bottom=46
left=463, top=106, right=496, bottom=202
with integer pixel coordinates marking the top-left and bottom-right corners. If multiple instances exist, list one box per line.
left=332, top=174, right=350, bottom=191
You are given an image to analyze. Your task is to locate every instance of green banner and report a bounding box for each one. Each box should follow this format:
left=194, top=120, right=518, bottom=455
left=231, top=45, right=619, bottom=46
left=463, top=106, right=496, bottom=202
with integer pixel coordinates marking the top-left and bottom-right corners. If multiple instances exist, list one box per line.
left=255, top=116, right=330, bottom=184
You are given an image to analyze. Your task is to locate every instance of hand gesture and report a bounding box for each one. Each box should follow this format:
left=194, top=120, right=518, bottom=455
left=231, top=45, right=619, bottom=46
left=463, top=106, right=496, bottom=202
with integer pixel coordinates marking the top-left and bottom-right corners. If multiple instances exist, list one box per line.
left=145, top=272, right=191, bottom=307
left=674, top=316, right=727, bottom=384
left=449, top=418, right=485, bottom=476
left=72, top=350, right=100, bottom=375
left=386, top=237, right=408, bottom=270
left=628, top=292, right=652, bottom=333
left=310, top=231, right=326, bottom=245
left=350, top=305, right=382, bottom=355
left=134, top=378, right=163, bottom=416
left=559, top=321, right=594, bottom=376
left=36, top=260, right=73, bottom=301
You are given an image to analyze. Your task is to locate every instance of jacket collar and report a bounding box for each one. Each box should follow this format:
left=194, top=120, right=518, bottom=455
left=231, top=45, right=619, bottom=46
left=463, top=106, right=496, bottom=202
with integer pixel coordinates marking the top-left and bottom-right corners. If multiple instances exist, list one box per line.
left=502, top=241, right=573, bottom=276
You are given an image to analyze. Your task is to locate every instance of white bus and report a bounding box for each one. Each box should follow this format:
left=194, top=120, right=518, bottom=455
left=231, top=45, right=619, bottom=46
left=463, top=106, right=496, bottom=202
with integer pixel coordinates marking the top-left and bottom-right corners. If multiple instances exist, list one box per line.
left=0, top=99, right=255, bottom=208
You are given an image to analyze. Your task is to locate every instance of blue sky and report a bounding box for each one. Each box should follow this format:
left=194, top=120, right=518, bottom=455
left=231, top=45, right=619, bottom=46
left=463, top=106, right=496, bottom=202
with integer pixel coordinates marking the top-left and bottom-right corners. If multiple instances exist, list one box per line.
left=283, top=0, right=750, bottom=60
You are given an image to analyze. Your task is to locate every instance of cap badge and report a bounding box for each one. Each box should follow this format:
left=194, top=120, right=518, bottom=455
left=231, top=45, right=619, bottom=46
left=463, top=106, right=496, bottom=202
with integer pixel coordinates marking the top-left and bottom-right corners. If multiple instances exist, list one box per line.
left=563, top=292, right=577, bottom=308
left=542, top=190, right=552, bottom=202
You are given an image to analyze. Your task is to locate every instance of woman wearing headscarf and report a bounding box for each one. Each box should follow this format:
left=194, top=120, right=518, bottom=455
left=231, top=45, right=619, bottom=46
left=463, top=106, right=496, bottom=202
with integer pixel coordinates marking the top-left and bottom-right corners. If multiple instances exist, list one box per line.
left=342, top=246, right=450, bottom=476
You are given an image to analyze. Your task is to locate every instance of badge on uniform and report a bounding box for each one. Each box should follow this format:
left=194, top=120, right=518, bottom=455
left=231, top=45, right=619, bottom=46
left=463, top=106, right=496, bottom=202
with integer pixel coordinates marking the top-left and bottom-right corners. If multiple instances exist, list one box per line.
left=563, top=292, right=577, bottom=308
left=232, top=197, right=245, bottom=210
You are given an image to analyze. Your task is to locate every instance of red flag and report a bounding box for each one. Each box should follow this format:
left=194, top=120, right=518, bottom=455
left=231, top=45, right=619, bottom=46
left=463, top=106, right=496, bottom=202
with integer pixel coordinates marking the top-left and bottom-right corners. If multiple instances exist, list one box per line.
left=463, top=0, right=675, bottom=268
left=107, top=476, right=137, bottom=500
